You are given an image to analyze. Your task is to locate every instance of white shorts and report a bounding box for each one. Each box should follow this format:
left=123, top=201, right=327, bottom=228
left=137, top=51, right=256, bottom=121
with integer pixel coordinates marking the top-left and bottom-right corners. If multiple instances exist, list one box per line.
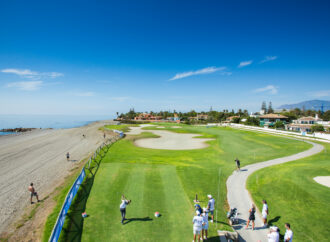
left=193, top=228, right=201, bottom=235
left=262, top=213, right=267, bottom=219
left=203, top=224, right=209, bottom=230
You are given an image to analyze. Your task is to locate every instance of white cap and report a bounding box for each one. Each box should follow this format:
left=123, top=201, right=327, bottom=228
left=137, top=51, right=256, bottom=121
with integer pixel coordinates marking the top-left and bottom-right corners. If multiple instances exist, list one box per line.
left=207, top=194, right=212, bottom=198
left=196, top=210, right=201, bottom=215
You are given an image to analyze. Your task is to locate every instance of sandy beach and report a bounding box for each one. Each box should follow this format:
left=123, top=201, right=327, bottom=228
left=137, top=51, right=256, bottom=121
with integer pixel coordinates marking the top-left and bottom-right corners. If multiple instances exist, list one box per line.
left=0, top=120, right=116, bottom=234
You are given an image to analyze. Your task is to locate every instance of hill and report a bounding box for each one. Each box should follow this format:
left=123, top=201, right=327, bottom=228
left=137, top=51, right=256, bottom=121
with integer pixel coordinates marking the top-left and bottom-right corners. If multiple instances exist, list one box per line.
left=278, top=100, right=330, bottom=111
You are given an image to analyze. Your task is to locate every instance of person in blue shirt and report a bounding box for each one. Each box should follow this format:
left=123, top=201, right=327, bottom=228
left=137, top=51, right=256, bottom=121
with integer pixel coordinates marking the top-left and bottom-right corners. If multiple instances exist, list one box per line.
left=194, top=203, right=202, bottom=214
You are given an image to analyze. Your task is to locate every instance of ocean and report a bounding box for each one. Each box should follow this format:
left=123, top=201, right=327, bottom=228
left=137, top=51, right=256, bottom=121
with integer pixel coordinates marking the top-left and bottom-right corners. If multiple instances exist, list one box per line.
left=0, top=114, right=112, bottom=131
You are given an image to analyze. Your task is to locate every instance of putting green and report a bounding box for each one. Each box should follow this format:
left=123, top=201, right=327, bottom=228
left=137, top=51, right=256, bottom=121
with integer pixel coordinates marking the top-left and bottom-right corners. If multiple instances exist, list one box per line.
left=78, top=125, right=311, bottom=241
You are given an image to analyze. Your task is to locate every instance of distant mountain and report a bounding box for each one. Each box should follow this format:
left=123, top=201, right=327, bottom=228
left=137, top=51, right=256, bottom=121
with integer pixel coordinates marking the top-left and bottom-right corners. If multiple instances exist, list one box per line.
left=278, top=100, right=330, bottom=111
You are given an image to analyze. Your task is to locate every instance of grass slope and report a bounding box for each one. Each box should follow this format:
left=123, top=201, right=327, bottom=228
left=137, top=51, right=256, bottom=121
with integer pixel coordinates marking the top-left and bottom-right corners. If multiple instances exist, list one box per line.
left=79, top=125, right=310, bottom=241
left=247, top=142, right=330, bottom=241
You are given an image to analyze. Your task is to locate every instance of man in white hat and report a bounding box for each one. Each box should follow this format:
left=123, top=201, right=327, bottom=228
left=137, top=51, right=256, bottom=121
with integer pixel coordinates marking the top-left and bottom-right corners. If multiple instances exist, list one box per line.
left=207, top=194, right=215, bottom=223
left=192, top=210, right=204, bottom=242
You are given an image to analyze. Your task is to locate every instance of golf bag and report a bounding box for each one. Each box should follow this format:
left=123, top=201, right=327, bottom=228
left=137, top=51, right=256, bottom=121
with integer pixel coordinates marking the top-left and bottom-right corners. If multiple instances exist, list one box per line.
left=227, top=208, right=238, bottom=225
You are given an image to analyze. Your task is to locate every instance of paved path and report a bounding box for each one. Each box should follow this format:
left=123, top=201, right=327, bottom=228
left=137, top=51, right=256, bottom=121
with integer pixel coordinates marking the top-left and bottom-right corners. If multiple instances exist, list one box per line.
left=226, top=140, right=324, bottom=242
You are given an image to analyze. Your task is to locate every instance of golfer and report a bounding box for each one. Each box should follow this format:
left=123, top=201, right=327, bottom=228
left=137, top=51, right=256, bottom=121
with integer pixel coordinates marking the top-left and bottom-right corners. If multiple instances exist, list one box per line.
left=245, top=204, right=256, bottom=230
left=262, top=200, right=269, bottom=227
left=28, top=183, right=40, bottom=204
left=267, top=226, right=280, bottom=242
left=284, top=223, right=293, bottom=242
left=202, top=208, right=209, bottom=240
left=207, top=194, right=215, bottom=223
left=119, top=195, right=131, bottom=224
left=192, top=211, right=204, bottom=242
left=235, top=158, right=240, bottom=171
left=66, top=152, right=70, bottom=161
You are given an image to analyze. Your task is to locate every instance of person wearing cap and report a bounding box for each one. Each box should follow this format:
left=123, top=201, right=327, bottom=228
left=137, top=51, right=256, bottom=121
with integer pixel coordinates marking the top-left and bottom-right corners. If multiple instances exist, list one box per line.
left=207, top=194, right=215, bottom=222
left=194, top=203, right=203, bottom=215
left=284, top=223, right=293, bottom=242
left=267, top=226, right=279, bottom=242
left=202, top=208, right=209, bottom=240
left=192, top=210, right=204, bottom=242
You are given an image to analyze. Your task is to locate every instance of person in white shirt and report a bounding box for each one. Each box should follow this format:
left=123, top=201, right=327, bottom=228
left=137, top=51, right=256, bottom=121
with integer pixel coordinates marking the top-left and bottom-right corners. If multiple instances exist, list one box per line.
left=119, top=195, right=131, bottom=224
left=262, top=200, right=269, bottom=226
left=284, top=223, right=293, bottom=242
left=207, top=194, right=215, bottom=222
left=267, top=226, right=279, bottom=242
left=192, top=211, right=204, bottom=242
left=202, top=208, right=209, bottom=240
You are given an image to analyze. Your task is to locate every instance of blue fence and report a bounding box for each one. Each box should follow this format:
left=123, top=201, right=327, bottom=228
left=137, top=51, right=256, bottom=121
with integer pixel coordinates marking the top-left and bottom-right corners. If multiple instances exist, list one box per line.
left=49, top=168, right=86, bottom=242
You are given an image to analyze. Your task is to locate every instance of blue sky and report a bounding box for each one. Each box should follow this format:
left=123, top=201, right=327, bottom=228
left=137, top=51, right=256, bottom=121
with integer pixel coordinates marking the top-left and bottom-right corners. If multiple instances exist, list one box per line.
left=0, top=0, right=329, bottom=116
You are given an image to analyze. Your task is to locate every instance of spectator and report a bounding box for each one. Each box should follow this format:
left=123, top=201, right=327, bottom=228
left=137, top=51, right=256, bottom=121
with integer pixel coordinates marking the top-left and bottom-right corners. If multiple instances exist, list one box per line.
left=194, top=203, right=202, bottom=215
left=262, top=200, right=269, bottom=227
left=284, top=223, right=293, bottom=242
left=235, top=158, right=240, bottom=171
left=202, top=208, right=209, bottom=240
left=192, top=211, right=204, bottom=242
left=207, top=194, right=215, bottom=223
left=66, top=152, right=70, bottom=161
left=267, top=226, right=279, bottom=242
left=245, top=204, right=256, bottom=230
left=28, top=183, right=40, bottom=204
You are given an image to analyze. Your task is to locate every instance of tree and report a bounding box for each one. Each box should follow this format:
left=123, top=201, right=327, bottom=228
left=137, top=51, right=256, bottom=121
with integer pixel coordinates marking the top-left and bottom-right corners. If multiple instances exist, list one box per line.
left=232, top=117, right=241, bottom=123
left=311, top=124, right=325, bottom=133
left=268, top=102, right=274, bottom=114
left=261, top=101, right=267, bottom=113
left=274, top=121, right=285, bottom=129
left=245, top=117, right=260, bottom=126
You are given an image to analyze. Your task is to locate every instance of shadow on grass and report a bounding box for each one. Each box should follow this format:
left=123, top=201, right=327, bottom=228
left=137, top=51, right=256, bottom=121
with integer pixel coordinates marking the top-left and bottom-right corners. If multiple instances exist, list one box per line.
left=123, top=217, right=153, bottom=225
left=268, top=215, right=281, bottom=226
left=58, top=146, right=110, bottom=242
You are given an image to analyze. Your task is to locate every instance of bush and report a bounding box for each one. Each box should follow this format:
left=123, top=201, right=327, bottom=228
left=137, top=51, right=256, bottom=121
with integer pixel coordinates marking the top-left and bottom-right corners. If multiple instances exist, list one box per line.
left=245, top=117, right=260, bottom=126
left=274, top=121, right=285, bottom=129
left=311, top=124, right=325, bottom=132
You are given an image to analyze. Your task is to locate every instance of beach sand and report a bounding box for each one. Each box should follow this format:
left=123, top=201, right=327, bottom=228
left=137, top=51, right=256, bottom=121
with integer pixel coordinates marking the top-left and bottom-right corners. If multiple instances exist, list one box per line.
left=0, top=120, right=116, bottom=234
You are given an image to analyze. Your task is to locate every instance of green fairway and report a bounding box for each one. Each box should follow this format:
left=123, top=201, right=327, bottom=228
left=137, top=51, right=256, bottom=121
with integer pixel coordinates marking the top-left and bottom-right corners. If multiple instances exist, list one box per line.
left=79, top=124, right=311, bottom=241
left=247, top=142, right=330, bottom=241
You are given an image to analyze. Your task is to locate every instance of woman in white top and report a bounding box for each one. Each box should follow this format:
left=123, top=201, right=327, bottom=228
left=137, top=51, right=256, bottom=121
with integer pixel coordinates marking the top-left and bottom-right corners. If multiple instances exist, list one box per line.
left=119, top=195, right=131, bottom=224
left=262, top=200, right=269, bottom=226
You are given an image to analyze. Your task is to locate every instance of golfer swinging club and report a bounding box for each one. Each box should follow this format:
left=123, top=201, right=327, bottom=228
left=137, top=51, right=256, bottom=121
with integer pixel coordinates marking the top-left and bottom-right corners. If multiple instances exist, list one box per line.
left=119, top=195, right=131, bottom=224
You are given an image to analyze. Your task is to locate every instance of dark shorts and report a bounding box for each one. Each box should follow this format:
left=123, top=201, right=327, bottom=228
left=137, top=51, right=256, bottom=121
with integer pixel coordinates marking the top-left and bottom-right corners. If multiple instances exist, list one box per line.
left=249, top=215, right=255, bottom=221
left=31, top=192, right=37, bottom=198
left=209, top=210, right=214, bottom=215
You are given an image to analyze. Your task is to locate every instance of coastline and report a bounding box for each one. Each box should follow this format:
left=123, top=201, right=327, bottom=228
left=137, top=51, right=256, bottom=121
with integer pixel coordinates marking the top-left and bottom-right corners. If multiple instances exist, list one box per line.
left=0, top=119, right=116, bottom=236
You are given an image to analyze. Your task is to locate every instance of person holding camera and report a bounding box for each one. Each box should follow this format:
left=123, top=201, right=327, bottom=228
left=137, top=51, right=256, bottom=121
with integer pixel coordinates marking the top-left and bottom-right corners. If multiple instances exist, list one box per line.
left=119, top=195, right=131, bottom=224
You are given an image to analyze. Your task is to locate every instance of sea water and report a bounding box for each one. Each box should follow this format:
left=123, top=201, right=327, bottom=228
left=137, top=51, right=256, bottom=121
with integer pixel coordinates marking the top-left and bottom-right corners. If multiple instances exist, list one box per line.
left=0, top=114, right=112, bottom=130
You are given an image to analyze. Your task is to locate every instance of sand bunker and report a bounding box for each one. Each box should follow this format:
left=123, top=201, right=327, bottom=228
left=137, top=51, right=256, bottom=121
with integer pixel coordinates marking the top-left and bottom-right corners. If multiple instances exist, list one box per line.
left=171, top=126, right=181, bottom=128
left=313, top=176, right=330, bottom=188
left=156, top=126, right=165, bottom=128
left=125, top=125, right=213, bottom=150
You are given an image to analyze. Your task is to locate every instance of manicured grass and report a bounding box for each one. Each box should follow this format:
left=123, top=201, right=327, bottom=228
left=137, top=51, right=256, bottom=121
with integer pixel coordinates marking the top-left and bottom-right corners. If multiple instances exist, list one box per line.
left=80, top=125, right=311, bottom=241
left=247, top=142, right=330, bottom=241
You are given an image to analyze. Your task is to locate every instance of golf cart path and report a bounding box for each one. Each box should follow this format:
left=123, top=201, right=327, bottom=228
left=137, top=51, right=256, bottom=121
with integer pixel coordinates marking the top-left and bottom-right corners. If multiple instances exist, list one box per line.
left=226, top=140, right=324, bottom=242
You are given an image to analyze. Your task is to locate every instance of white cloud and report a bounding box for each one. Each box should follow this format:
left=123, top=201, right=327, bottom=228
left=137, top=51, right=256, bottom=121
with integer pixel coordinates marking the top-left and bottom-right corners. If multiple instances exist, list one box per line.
left=1, top=68, right=63, bottom=79
left=72, top=92, right=95, bottom=97
left=169, top=66, right=226, bottom=81
left=238, top=60, right=253, bottom=68
left=111, top=96, right=130, bottom=102
left=260, top=56, right=278, bottom=63
left=254, top=85, right=278, bottom=94
left=310, top=90, right=330, bottom=97
left=6, top=81, right=43, bottom=91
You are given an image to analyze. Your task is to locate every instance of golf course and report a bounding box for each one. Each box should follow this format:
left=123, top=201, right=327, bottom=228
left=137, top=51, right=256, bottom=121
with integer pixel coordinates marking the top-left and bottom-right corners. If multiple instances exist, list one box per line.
left=247, top=142, right=330, bottom=241
left=53, top=123, right=315, bottom=242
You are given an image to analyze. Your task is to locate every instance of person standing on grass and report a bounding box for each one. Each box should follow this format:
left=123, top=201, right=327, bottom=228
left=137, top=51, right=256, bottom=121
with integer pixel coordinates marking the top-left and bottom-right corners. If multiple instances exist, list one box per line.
left=28, top=183, right=40, bottom=204
left=284, top=223, right=293, bottom=242
left=207, top=194, right=215, bottom=223
left=245, top=204, right=256, bottom=230
left=119, top=195, right=131, bottom=224
left=262, top=200, right=269, bottom=227
left=66, top=152, right=70, bottom=161
left=202, top=208, right=209, bottom=240
left=235, top=158, right=240, bottom=171
left=192, top=211, right=204, bottom=242
left=267, top=226, right=279, bottom=242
